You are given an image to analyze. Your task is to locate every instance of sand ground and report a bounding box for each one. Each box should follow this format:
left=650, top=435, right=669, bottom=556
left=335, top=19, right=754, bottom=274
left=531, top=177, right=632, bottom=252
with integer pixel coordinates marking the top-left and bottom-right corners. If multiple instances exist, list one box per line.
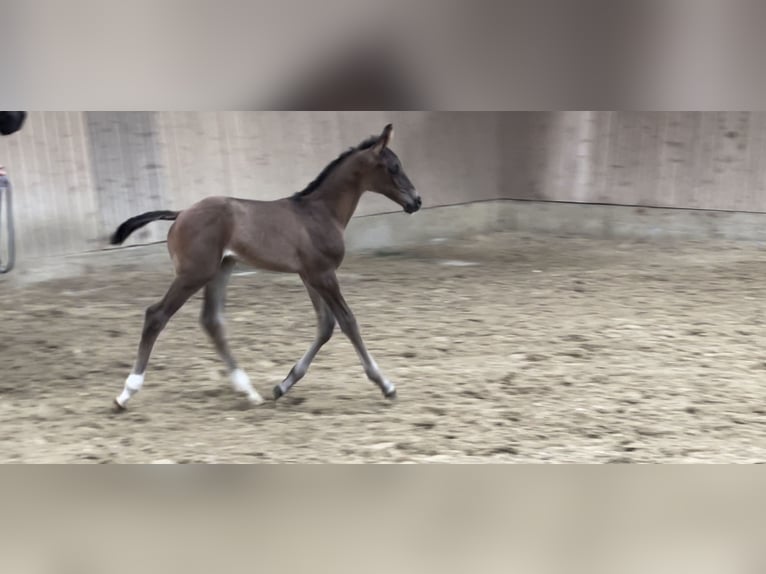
left=1, top=231, right=765, bottom=463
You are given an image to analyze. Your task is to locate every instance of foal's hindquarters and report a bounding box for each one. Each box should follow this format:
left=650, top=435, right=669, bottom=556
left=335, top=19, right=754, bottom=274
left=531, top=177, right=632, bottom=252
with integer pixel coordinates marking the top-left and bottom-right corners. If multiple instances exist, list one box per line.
left=114, top=198, right=265, bottom=410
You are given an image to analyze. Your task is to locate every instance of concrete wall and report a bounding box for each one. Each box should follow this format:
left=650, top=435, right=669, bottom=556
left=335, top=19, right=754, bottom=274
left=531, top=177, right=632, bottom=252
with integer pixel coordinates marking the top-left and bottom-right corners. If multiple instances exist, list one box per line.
left=0, top=112, right=100, bottom=258
left=2, top=111, right=766, bottom=263
left=528, top=112, right=766, bottom=212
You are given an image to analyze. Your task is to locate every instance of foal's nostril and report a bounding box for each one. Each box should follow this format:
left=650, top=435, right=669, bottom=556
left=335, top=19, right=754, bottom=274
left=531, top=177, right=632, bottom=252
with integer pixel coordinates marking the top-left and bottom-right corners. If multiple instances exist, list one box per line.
left=404, top=194, right=422, bottom=214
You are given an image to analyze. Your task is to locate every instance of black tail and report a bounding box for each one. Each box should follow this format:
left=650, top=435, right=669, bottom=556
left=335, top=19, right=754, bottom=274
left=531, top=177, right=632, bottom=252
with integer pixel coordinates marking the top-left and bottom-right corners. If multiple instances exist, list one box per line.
left=109, top=210, right=179, bottom=245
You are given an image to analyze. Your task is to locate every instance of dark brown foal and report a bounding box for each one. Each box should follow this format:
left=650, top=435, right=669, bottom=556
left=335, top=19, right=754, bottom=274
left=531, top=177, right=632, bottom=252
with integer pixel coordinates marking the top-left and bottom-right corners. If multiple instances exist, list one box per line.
left=111, top=124, right=421, bottom=410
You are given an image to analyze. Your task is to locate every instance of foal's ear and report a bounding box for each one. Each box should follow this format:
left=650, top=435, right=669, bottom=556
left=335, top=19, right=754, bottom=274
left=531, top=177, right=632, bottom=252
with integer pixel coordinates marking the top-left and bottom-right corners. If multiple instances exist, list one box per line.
left=372, top=123, right=394, bottom=155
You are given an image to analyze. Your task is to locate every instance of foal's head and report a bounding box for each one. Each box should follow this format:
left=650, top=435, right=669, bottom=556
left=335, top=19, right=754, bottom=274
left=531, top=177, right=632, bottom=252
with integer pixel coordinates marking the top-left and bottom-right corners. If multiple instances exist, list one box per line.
left=359, top=124, right=422, bottom=214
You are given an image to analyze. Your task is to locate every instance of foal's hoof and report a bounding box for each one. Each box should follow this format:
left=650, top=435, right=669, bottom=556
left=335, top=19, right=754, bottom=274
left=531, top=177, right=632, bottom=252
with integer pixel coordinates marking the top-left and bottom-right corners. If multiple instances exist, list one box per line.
left=111, top=399, right=127, bottom=414
left=273, top=385, right=284, bottom=401
left=384, top=388, right=398, bottom=401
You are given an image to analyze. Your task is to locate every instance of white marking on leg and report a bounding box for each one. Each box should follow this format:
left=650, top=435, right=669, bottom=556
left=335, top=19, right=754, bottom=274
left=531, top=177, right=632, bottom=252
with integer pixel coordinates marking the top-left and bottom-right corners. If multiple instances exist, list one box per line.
left=222, top=249, right=237, bottom=260
left=230, top=368, right=264, bottom=405
left=116, top=373, right=144, bottom=408
left=361, top=356, right=395, bottom=395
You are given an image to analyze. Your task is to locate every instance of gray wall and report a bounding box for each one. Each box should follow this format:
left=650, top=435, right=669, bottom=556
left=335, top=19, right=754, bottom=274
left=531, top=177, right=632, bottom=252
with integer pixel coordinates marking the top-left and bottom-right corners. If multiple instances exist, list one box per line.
left=524, top=112, right=766, bottom=211
left=1, top=111, right=766, bottom=261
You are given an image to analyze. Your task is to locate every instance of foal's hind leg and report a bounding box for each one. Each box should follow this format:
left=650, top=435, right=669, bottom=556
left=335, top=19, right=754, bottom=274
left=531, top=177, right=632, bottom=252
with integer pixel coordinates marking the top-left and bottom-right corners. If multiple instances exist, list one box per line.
left=308, top=272, right=396, bottom=399
left=114, top=277, right=205, bottom=410
left=273, top=281, right=336, bottom=400
left=200, top=256, right=263, bottom=405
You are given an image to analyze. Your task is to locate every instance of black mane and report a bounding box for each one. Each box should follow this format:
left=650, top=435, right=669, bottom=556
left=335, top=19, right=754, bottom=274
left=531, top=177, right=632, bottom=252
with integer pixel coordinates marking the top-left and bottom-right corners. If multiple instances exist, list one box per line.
left=291, top=134, right=379, bottom=200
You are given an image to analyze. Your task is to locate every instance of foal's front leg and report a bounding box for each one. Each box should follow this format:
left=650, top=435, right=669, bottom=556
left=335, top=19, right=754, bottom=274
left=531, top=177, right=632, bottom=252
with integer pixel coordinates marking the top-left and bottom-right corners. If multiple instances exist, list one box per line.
left=273, top=282, right=335, bottom=400
left=309, top=272, right=397, bottom=399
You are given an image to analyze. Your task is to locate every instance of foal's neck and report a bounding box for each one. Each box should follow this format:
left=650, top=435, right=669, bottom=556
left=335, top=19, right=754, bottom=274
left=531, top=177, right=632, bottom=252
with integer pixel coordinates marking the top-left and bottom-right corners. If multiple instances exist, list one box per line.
left=309, top=166, right=365, bottom=228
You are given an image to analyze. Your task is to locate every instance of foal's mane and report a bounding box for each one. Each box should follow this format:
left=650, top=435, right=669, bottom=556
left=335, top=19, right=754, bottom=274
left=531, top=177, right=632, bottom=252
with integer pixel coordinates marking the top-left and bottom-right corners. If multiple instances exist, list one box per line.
left=291, top=134, right=379, bottom=200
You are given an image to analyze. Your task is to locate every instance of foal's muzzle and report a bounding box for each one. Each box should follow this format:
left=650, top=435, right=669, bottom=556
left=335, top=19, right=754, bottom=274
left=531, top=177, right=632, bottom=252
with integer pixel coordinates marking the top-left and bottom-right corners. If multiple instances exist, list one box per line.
left=404, top=195, right=422, bottom=214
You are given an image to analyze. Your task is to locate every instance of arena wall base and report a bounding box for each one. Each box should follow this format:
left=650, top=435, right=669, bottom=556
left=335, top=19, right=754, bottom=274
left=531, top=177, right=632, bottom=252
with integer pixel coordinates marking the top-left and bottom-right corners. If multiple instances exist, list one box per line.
left=345, top=199, right=766, bottom=253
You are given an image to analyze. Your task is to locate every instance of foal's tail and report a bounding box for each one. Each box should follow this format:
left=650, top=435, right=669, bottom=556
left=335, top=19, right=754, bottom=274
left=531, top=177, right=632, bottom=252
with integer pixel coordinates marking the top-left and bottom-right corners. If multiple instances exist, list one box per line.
left=109, top=210, right=179, bottom=245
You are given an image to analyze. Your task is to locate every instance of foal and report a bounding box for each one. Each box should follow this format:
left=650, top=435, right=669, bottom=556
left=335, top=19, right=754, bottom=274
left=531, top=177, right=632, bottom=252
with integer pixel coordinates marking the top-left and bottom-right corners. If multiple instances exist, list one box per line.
left=110, top=124, right=421, bottom=410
